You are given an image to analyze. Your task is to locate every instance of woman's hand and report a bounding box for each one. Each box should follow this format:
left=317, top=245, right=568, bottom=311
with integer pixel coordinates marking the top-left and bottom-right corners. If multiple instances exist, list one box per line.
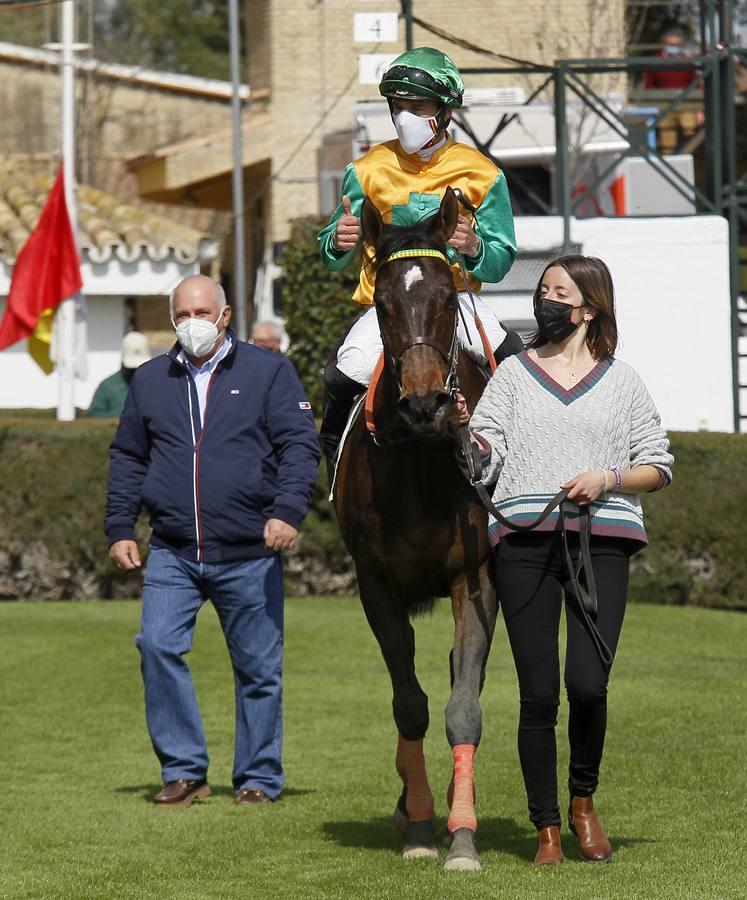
left=453, top=390, right=470, bottom=425
left=561, top=470, right=609, bottom=505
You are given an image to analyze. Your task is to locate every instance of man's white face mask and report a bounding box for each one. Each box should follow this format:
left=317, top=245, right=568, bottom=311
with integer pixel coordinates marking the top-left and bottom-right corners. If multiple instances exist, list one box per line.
left=393, top=108, right=440, bottom=154
left=172, top=310, right=224, bottom=358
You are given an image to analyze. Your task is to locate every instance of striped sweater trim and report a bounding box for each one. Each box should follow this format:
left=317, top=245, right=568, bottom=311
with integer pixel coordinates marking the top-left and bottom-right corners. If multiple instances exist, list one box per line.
left=486, top=493, right=648, bottom=547
left=517, top=352, right=614, bottom=405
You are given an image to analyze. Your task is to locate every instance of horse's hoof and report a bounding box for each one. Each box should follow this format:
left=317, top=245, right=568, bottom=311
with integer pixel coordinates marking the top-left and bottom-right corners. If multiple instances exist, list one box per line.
left=444, top=827, right=481, bottom=872
left=402, top=817, right=438, bottom=861
left=402, top=844, right=439, bottom=860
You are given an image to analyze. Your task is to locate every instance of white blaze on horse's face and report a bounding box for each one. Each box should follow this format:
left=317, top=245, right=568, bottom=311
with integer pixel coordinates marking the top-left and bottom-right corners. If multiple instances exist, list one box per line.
left=403, top=264, right=424, bottom=292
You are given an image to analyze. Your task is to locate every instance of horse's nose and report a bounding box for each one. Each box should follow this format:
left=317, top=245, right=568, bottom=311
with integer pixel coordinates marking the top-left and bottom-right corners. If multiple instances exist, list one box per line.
left=398, top=391, right=451, bottom=426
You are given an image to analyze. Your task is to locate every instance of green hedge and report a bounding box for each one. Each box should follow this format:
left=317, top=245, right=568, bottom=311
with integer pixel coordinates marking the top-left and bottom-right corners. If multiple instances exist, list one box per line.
left=0, top=411, right=743, bottom=609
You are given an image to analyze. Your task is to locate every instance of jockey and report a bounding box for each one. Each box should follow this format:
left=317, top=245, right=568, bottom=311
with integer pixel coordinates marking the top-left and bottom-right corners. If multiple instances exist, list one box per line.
left=317, top=46, right=521, bottom=461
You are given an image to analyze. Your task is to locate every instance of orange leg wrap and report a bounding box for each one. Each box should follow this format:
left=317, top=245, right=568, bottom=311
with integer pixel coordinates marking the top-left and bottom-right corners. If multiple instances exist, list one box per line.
left=447, top=743, right=477, bottom=834
left=397, top=736, right=434, bottom=822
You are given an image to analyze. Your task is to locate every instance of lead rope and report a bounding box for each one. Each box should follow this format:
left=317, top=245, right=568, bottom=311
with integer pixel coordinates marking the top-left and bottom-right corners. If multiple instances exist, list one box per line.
left=457, top=426, right=613, bottom=673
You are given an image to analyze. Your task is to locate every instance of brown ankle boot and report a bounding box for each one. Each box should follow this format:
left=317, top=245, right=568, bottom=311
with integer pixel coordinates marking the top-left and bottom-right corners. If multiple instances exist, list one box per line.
left=534, top=825, right=564, bottom=865
left=569, top=796, right=613, bottom=862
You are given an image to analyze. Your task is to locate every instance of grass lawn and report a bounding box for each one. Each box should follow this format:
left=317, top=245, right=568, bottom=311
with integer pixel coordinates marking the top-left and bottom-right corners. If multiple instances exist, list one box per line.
left=1, top=599, right=744, bottom=900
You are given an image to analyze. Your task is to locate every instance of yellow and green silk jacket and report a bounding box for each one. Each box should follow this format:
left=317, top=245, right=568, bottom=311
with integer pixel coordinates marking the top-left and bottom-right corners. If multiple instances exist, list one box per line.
left=318, top=135, right=517, bottom=305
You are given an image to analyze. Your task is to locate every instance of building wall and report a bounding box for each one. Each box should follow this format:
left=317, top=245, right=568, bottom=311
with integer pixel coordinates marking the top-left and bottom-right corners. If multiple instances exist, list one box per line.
left=0, top=61, right=236, bottom=181
left=486, top=215, right=733, bottom=432
left=248, top=0, right=625, bottom=243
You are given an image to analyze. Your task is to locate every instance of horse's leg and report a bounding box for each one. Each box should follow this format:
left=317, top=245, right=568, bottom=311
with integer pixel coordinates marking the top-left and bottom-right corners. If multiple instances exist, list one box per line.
left=443, top=559, right=497, bottom=872
left=357, top=566, right=437, bottom=860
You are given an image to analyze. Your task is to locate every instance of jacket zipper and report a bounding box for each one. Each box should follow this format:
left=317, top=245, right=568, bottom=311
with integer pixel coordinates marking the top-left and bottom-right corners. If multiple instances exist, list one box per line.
left=187, top=369, right=219, bottom=562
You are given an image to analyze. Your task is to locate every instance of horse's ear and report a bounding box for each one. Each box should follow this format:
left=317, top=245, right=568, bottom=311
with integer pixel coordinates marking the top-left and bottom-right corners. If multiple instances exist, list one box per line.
left=433, top=186, right=459, bottom=244
left=360, top=196, right=384, bottom=247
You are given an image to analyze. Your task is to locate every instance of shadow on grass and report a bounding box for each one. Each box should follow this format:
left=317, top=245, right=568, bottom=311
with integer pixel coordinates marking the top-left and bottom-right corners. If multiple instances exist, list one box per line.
left=323, top=814, right=657, bottom=861
left=115, top=784, right=315, bottom=803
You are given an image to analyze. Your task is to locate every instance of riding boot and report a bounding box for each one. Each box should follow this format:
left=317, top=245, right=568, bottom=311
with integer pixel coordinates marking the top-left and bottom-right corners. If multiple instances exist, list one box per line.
left=319, top=363, right=366, bottom=464
left=494, top=328, right=525, bottom=364
left=568, top=796, right=613, bottom=863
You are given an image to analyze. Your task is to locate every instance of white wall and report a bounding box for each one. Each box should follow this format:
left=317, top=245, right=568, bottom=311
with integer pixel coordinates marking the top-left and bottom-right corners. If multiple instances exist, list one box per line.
left=0, top=255, right=201, bottom=411
left=0, top=296, right=127, bottom=410
left=485, top=215, right=734, bottom=433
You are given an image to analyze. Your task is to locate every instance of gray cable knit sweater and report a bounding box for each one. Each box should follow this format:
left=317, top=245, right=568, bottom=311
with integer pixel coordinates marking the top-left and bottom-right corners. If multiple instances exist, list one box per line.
left=470, top=351, right=674, bottom=547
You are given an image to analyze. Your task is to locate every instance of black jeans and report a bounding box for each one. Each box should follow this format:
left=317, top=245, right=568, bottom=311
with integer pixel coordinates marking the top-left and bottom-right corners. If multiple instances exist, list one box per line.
left=495, top=532, right=632, bottom=830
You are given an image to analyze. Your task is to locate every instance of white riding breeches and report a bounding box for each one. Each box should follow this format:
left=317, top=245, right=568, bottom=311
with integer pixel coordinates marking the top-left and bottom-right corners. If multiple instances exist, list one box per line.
left=336, top=293, right=507, bottom=385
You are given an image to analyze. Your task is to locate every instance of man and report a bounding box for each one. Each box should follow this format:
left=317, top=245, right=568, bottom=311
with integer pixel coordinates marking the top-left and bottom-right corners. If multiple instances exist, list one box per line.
left=317, top=47, right=521, bottom=462
left=251, top=320, right=283, bottom=353
left=88, top=331, right=150, bottom=418
left=105, top=274, right=320, bottom=807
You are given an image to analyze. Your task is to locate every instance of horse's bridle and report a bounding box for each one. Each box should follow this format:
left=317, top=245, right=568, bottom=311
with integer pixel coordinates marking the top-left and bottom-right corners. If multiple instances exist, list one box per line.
left=379, top=248, right=460, bottom=398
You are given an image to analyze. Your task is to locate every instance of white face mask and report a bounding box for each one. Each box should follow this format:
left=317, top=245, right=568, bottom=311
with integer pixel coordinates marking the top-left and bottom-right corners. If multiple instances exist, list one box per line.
left=393, top=109, right=440, bottom=154
left=172, top=310, right=224, bottom=358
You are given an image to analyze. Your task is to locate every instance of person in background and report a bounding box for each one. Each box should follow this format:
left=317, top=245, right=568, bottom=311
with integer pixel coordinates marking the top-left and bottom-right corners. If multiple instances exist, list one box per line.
left=643, top=27, right=702, bottom=153
left=105, top=275, right=320, bottom=808
left=466, top=256, right=673, bottom=865
left=88, top=331, right=150, bottom=418
left=251, top=320, right=284, bottom=353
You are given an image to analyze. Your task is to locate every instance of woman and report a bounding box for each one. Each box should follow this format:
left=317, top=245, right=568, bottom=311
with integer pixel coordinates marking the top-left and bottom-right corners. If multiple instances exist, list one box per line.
left=467, top=256, right=673, bottom=865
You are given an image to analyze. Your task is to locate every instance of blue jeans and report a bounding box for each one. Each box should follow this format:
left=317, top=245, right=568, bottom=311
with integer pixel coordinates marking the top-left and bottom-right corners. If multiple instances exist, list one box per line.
left=136, top=547, right=284, bottom=798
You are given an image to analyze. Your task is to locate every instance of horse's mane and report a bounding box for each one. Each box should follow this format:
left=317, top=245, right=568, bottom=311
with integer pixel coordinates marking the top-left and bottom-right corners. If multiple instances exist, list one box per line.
left=362, top=211, right=446, bottom=279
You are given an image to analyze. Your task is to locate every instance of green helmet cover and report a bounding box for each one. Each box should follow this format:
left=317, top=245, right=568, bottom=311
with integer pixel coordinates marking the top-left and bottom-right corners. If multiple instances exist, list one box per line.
left=379, top=47, right=464, bottom=109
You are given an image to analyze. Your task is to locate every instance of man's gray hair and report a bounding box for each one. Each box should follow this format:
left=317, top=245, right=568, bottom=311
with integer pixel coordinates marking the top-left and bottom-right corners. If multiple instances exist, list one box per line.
left=168, top=276, right=227, bottom=317
left=251, top=320, right=283, bottom=339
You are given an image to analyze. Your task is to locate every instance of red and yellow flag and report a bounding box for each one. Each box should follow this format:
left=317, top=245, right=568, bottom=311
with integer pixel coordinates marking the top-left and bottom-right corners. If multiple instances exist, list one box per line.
left=0, top=167, right=82, bottom=373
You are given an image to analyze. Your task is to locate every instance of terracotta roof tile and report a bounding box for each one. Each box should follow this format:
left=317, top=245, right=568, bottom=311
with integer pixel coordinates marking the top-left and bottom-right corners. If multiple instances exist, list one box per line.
left=0, top=163, right=219, bottom=266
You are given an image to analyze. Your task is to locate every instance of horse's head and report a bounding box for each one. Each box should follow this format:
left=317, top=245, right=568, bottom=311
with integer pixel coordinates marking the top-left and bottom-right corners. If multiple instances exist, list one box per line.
left=361, top=188, right=459, bottom=441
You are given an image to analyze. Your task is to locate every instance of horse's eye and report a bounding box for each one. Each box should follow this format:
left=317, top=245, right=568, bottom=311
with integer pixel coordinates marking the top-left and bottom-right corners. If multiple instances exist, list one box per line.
left=444, top=293, right=457, bottom=310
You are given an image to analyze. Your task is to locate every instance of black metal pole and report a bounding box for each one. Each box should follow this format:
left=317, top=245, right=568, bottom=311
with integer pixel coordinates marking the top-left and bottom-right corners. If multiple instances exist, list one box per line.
left=403, top=0, right=413, bottom=50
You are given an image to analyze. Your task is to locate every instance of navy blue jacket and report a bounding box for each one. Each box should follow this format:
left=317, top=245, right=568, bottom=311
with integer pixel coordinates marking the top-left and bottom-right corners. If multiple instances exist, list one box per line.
left=105, top=332, right=321, bottom=562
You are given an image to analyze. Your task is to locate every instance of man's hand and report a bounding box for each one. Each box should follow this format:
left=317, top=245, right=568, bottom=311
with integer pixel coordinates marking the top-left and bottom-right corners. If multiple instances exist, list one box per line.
left=110, top=540, right=142, bottom=570
left=333, top=195, right=361, bottom=251
left=448, top=215, right=481, bottom=257
left=264, top=519, right=298, bottom=552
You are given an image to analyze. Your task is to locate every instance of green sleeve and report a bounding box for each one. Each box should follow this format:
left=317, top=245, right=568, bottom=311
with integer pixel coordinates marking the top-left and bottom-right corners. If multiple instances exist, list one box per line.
left=464, top=171, right=517, bottom=284
left=317, top=163, right=366, bottom=271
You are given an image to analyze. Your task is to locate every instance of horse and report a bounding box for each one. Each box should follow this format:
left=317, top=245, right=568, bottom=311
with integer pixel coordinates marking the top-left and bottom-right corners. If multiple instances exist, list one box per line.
left=331, top=188, right=498, bottom=871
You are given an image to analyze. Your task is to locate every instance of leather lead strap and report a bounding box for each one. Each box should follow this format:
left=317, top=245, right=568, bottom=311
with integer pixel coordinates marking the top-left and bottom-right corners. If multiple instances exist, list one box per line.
left=458, top=426, right=612, bottom=673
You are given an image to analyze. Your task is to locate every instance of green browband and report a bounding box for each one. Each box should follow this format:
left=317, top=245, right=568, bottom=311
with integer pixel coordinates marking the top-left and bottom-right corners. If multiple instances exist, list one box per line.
left=384, top=248, right=449, bottom=265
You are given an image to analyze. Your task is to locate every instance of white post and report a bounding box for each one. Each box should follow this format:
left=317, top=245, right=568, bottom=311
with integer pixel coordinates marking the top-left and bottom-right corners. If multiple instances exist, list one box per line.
left=229, top=0, right=248, bottom=341
left=56, top=0, right=79, bottom=422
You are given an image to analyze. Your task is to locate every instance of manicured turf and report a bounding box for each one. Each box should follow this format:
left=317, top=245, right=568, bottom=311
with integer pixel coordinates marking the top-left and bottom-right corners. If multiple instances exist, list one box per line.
left=1, top=599, right=744, bottom=899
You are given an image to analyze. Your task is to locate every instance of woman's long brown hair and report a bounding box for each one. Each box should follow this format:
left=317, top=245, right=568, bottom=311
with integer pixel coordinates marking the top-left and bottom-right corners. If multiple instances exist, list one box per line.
left=526, top=255, right=618, bottom=359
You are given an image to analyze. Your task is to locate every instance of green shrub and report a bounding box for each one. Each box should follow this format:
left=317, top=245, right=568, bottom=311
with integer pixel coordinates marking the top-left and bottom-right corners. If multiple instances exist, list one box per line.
left=281, top=217, right=361, bottom=412
left=0, top=410, right=743, bottom=609
left=633, top=431, right=747, bottom=610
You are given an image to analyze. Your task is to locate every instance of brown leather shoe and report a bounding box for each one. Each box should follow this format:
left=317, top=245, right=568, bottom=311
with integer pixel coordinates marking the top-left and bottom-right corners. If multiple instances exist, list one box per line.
left=153, top=779, right=210, bottom=807
left=235, top=788, right=274, bottom=805
left=569, top=796, right=613, bottom=862
left=534, top=825, right=564, bottom=864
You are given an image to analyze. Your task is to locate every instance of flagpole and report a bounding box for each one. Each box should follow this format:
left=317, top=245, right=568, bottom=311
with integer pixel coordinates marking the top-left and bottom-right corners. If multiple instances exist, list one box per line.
left=57, top=0, right=78, bottom=422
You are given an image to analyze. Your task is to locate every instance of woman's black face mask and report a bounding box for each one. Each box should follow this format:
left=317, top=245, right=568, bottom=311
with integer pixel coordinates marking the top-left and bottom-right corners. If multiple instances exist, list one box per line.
left=535, top=298, right=585, bottom=343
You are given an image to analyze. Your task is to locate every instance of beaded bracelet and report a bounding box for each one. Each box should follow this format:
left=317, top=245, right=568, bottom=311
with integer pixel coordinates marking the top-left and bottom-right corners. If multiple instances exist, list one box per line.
left=610, top=465, right=622, bottom=490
